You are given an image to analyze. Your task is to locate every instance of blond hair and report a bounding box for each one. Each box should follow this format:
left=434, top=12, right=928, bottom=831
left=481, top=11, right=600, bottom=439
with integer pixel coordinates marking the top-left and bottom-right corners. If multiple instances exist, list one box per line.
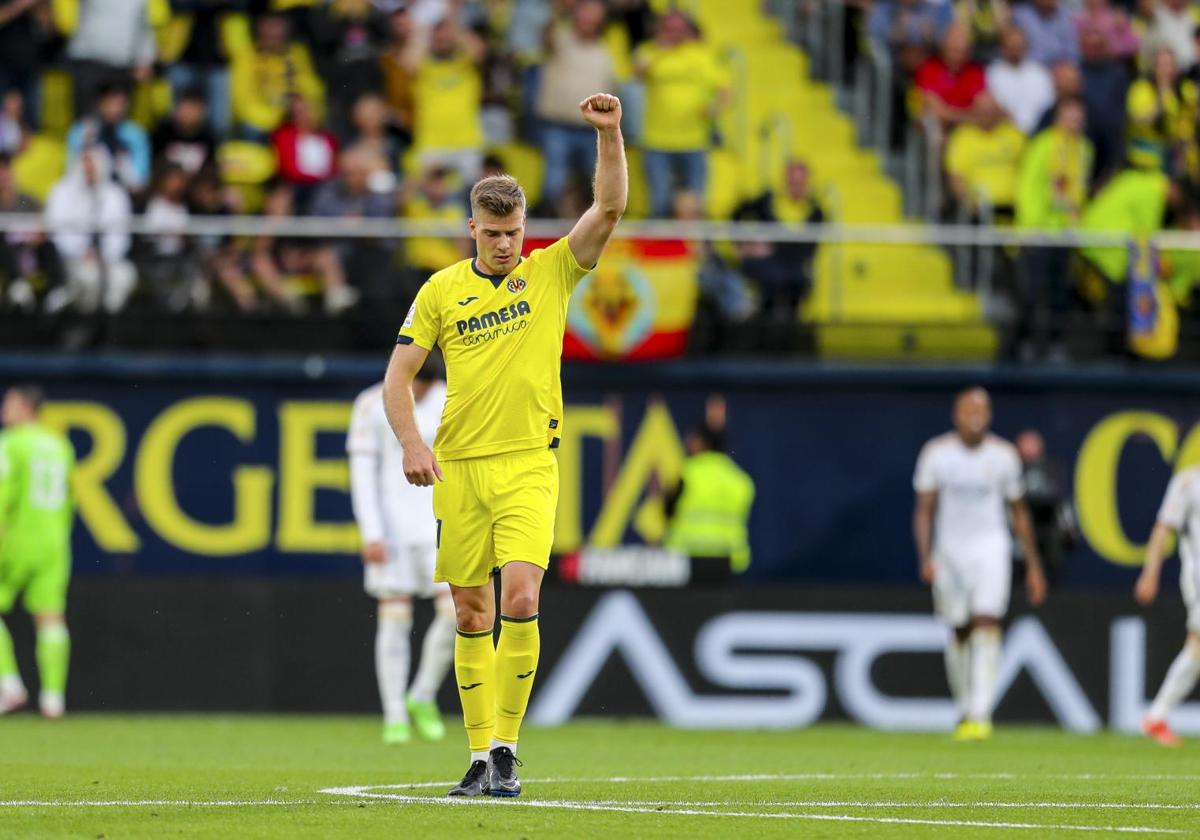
left=470, top=174, right=526, bottom=218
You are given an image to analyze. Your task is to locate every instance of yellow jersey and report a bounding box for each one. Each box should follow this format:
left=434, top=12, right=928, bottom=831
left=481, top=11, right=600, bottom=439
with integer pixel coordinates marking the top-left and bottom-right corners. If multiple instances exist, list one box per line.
left=413, top=52, right=483, bottom=152
left=945, top=121, right=1026, bottom=207
left=402, top=194, right=466, bottom=271
left=637, top=41, right=726, bottom=151
left=397, top=237, right=591, bottom=461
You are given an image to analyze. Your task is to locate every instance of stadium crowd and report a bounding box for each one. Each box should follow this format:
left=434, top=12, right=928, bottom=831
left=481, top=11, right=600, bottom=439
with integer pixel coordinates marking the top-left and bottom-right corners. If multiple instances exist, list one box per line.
left=0, top=0, right=804, bottom=330
left=860, top=0, right=1200, bottom=357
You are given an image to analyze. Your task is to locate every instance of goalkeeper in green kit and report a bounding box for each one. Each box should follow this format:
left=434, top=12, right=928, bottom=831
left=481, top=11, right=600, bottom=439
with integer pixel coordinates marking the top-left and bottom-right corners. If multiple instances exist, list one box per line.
left=0, top=385, right=75, bottom=718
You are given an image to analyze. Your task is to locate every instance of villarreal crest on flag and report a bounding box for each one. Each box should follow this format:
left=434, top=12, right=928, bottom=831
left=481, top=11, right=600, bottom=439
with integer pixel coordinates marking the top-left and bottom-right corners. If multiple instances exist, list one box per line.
left=1127, top=238, right=1178, bottom=360
left=562, top=239, right=699, bottom=360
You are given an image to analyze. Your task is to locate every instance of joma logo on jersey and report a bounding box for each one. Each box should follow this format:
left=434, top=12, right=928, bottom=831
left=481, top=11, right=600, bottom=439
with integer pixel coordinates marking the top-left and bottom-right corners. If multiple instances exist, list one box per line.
left=456, top=301, right=532, bottom=335
left=507, top=276, right=527, bottom=294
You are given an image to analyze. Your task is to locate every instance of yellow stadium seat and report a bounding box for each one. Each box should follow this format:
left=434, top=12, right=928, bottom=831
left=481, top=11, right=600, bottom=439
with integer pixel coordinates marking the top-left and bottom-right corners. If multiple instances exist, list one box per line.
left=218, top=141, right=277, bottom=185
left=487, top=142, right=545, bottom=209
left=13, top=135, right=67, bottom=204
left=38, top=70, right=73, bottom=139
left=685, top=0, right=995, bottom=359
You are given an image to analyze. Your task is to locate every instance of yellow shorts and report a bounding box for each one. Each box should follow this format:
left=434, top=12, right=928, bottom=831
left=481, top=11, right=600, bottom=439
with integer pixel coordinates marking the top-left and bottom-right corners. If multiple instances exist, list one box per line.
left=432, top=448, right=558, bottom=588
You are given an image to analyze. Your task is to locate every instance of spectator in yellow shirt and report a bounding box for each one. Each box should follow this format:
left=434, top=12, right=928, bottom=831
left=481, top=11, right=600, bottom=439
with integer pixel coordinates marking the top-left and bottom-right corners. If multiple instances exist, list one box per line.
left=230, top=13, right=325, bottom=141
left=378, top=6, right=417, bottom=142
left=944, top=92, right=1026, bottom=217
left=1126, top=46, right=1199, bottom=178
left=634, top=11, right=729, bottom=217
left=402, top=164, right=469, bottom=277
left=407, top=18, right=486, bottom=186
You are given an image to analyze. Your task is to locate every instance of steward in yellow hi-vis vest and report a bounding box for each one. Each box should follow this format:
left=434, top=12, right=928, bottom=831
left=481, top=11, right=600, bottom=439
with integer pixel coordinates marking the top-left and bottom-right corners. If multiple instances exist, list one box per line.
left=666, top=423, right=756, bottom=573
left=381, top=93, right=628, bottom=799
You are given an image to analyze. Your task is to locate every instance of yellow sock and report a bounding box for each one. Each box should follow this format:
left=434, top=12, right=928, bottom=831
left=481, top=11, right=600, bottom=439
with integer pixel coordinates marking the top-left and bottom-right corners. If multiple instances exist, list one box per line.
left=494, top=615, right=540, bottom=745
left=454, top=629, right=495, bottom=754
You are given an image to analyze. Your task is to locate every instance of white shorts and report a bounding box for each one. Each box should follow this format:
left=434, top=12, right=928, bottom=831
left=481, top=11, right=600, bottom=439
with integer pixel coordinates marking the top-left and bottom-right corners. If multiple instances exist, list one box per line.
left=364, top=544, right=448, bottom=600
left=1180, top=559, right=1200, bottom=633
left=932, top=537, right=1012, bottom=627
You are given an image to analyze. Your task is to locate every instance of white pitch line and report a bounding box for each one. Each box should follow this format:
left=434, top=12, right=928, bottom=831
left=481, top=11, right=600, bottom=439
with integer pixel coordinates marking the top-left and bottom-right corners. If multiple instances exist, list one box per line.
left=0, top=800, right=326, bottom=808
left=348, top=771, right=1200, bottom=790
left=547, top=800, right=1200, bottom=811
left=316, top=788, right=1183, bottom=834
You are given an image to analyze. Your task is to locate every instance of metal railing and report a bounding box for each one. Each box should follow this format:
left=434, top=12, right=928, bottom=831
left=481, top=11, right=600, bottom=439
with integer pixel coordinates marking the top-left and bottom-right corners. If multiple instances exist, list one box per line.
left=0, top=214, right=1194, bottom=249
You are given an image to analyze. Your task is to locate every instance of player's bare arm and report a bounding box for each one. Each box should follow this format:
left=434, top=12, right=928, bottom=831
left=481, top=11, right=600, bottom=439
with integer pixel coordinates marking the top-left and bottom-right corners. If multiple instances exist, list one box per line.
left=568, top=93, right=628, bottom=270
left=1136, top=521, right=1174, bottom=605
left=1010, top=499, right=1047, bottom=605
left=914, top=490, right=937, bottom=584
left=383, top=342, right=442, bottom=487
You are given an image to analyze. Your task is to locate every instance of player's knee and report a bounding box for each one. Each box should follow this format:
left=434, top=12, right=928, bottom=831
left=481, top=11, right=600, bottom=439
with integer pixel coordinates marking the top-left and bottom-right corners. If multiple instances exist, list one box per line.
left=501, top=591, right=538, bottom=619
left=971, top=615, right=1002, bottom=630
left=379, top=600, right=413, bottom=623
left=1185, top=633, right=1200, bottom=662
left=33, top=613, right=65, bottom=629
left=456, top=612, right=492, bottom=633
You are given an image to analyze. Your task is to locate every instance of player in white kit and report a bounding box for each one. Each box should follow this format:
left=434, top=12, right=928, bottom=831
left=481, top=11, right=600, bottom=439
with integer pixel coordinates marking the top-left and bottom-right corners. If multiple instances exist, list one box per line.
left=913, top=387, right=1047, bottom=741
left=348, top=361, right=455, bottom=744
left=1135, top=467, right=1200, bottom=747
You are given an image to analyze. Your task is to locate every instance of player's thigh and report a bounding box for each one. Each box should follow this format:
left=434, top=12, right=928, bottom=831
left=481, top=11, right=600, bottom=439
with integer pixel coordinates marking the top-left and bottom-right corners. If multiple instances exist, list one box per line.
left=490, top=449, right=558, bottom=573
left=365, top=544, right=418, bottom=600
left=932, top=552, right=971, bottom=628
left=967, top=543, right=1013, bottom=620
left=0, top=565, right=18, bottom=614
left=1183, top=561, right=1200, bottom=633
left=400, top=543, right=441, bottom=599
left=21, top=550, right=70, bottom=616
left=432, top=458, right=496, bottom=588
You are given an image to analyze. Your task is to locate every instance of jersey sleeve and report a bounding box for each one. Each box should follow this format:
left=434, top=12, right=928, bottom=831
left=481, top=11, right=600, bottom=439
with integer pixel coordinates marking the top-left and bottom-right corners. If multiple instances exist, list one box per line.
left=0, top=435, right=12, bottom=531
left=541, top=236, right=592, bottom=292
left=396, top=280, right=443, bottom=349
left=1158, top=472, right=1191, bottom=530
left=1002, top=447, right=1024, bottom=501
left=346, top=389, right=383, bottom=456
left=913, top=442, right=939, bottom=493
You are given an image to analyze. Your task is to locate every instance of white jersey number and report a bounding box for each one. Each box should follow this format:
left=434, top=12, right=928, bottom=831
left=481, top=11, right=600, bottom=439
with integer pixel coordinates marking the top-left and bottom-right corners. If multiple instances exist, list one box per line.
left=28, top=458, right=68, bottom=510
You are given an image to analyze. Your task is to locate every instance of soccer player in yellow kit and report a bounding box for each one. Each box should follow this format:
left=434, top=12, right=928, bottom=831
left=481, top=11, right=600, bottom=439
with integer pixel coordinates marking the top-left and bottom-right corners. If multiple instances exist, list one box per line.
left=382, top=92, right=626, bottom=797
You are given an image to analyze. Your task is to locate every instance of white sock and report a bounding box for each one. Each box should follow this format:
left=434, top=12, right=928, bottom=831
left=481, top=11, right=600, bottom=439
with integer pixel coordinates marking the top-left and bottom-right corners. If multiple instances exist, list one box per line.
left=408, top=599, right=456, bottom=704
left=470, top=750, right=490, bottom=763
left=968, top=626, right=1001, bottom=723
left=490, top=737, right=517, bottom=755
left=1148, top=639, right=1200, bottom=722
left=375, top=603, right=413, bottom=725
left=944, top=637, right=969, bottom=719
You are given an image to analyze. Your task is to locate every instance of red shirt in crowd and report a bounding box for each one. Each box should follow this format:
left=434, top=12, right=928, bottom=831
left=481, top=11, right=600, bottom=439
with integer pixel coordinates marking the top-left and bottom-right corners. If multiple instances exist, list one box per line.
left=272, top=124, right=339, bottom=185
left=914, top=58, right=986, bottom=110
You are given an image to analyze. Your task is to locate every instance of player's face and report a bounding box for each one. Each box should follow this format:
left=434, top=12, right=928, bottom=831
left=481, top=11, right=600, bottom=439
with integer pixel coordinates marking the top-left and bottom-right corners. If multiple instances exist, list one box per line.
left=954, top=393, right=991, bottom=443
left=1, top=391, right=29, bottom=426
left=469, top=209, right=526, bottom=275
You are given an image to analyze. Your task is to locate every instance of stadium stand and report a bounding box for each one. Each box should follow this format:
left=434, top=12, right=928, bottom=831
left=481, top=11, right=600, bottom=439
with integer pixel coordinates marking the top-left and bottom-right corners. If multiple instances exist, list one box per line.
left=0, top=0, right=1198, bottom=363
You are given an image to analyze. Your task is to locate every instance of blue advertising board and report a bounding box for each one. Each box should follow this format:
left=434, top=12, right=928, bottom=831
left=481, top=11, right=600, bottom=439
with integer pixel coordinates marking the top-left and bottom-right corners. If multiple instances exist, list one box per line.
left=3, top=354, right=1196, bottom=586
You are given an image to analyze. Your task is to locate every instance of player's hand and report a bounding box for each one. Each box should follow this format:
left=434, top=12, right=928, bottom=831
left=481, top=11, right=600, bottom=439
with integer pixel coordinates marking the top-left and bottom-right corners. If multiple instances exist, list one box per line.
left=1135, top=570, right=1159, bottom=605
left=918, top=556, right=934, bottom=585
left=362, top=540, right=386, bottom=566
left=402, top=441, right=443, bottom=487
left=580, top=93, right=622, bottom=131
left=1025, top=565, right=1048, bottom=606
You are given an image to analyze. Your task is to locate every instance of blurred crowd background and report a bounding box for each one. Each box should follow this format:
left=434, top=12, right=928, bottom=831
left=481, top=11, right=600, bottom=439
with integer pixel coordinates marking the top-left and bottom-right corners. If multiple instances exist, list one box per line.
left=0, top=0, right=1199, bottom=362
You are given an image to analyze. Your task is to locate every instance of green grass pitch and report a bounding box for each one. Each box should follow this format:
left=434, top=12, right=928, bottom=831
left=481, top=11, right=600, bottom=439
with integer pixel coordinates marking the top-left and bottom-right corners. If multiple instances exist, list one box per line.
left=2, top=715, right=1199, bottom=838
